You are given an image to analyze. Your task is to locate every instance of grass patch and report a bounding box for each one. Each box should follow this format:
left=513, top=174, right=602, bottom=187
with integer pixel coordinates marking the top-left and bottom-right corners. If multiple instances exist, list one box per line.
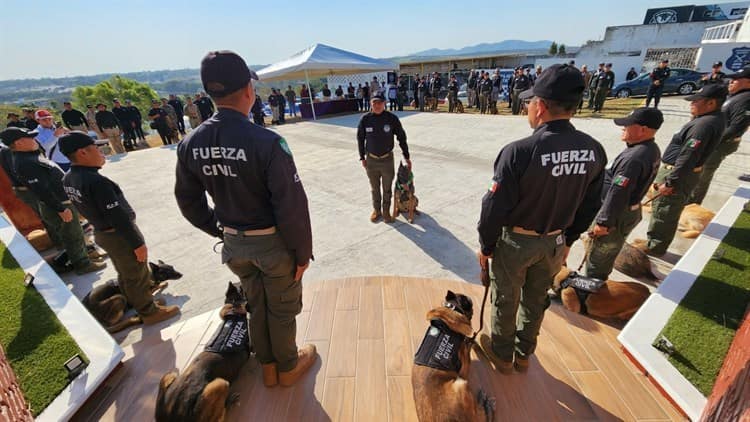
left=0, top=243, right=87, bottom=416
left=658, top=210, right=750, bottom=396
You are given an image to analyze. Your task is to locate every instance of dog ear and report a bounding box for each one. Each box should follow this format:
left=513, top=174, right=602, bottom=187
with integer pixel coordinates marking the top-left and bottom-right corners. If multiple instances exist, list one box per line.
left=158, top=259, right=165, bottom=265
left=445, top=290, right=456, bottom=301
left=226, top=282, right=235, bottom=295
left=458, top=294, right=473, bottom=312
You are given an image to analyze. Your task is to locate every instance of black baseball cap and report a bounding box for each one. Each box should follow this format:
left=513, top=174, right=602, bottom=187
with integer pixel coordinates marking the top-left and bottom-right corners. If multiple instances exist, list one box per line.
left=727, top=66, right=750, bottom=79
left=58, top=131, right=107, bottom=156
left=0, top=127, right=38, bottom=146
left=613, top=107, right=664, bottom=129
left=519, top=64, right=584, bottom=102
left=200, top=50, right=258, bottom=97
left=661, top=59, right=669, bottom=63
left=371, top=94, right=386, bottom=102
left=685, top=84, right=728, bottom=101
left=713, top=61, right=723, bottom=67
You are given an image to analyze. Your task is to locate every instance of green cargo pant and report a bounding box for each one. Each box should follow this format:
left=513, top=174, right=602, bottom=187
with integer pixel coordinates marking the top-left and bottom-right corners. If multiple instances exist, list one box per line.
left=222, top=231, right=301, bottom=372
left=365, top=153, right=394, bottom=214
left=690, top=139, right=741, bottom=205
left=647, top=166, right=700, bottom=255
left=13, top=188, right=63, bottom=248
left=37, top=201, right=90, bottom=269
left=490, top=228, right=566, bottom=361
left=585, top=206, right=642, bottom=280
left=594, top=88, right=608, bottom=111
left=95, top=227, right=157, bottom=317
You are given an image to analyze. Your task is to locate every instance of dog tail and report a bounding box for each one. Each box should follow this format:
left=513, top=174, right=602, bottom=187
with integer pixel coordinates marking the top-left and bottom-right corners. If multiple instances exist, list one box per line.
left=477, top=389, right=496, bottom=422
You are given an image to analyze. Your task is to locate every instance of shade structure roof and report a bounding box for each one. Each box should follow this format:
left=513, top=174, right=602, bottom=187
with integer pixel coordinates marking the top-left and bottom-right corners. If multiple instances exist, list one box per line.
left=256, top=44, right=397, bottom=82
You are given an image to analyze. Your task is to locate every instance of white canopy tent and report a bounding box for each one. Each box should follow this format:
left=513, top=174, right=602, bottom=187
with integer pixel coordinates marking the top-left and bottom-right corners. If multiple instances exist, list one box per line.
left=256, top=44, right=397, bottom=119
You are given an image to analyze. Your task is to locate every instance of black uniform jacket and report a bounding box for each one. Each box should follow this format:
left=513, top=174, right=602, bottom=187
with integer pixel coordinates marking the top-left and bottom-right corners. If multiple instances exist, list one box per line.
left=357, top=111, right=409, bottom=160
left=0, top=145, right=22, bottom=186
left=650, top=67, right=671, bottom=86
left=14, top=150, right=69, bottom=212
left=112, top=106, right=131, bottom=125
left=722, top=88, right=750, bottom=141
left=175, top=108, right=313, bottom=265
left=126, top=105, right=142, bottom=123
left=61, top=109, right=88, bottom=128
left=513, top=74, right=531, bottom=91
left=95, top=110, right=120, bottom=131
left=478, top=119, right=607, bottom=254
left=63, top=165, right=143, bottom=248
left=596, top=140, right=661, bottom=227
left=662, top=110, right=726, bottom=189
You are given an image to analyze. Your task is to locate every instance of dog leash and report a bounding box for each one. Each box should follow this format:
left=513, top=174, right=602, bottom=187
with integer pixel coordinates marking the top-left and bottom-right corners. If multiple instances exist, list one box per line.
left=641, top=192, right=662, bottom=207
left=470, top=264, right=491, bottom=342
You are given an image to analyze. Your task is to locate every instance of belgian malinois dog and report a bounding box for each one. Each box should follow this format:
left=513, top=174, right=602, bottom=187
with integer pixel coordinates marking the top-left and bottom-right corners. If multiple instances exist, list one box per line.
left=393, top=161, right=419, bottom=223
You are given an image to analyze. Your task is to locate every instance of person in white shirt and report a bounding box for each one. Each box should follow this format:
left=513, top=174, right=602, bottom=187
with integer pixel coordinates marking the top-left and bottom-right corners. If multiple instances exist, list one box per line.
left=34, top=109, right=71, bottom=171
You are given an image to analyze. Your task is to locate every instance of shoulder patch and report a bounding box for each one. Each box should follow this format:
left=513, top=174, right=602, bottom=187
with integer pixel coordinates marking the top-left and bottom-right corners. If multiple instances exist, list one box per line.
left=686, top=138, right=701, bottom=149
left=278, top=137, right=293, bottom=156
left=489, top=181, right=499, bottom=192
left=613, top=175, right=630, bottom=187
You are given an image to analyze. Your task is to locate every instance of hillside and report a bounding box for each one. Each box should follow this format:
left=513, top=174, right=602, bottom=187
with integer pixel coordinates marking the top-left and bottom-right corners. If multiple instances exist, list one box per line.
left=410, top=40, right=555, bottom=57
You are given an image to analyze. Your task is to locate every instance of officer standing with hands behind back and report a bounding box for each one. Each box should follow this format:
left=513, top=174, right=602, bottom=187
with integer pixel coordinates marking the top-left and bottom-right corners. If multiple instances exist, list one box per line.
left=175, top=51, right=315, bottom=389
left=477, top=64, right=606, bottom=374
left=585, top=108, right=662, bottom=281
left=357, top=93, right=410, bottom=223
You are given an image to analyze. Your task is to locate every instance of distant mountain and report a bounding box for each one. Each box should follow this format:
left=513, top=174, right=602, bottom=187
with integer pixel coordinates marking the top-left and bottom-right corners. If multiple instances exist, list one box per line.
left=411, top=40, right=555, bottom=57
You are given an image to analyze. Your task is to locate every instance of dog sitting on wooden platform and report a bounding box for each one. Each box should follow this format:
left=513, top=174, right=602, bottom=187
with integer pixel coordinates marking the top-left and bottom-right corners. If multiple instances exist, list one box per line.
left=393, top=161, right=419, bottom=223
left=552, top=267, right=650, bottom=321
left=156, top=282, right=250, bottom=422
left=82, top=260, right=182, bottom=333
left=412, top=291, right=495, bottom=422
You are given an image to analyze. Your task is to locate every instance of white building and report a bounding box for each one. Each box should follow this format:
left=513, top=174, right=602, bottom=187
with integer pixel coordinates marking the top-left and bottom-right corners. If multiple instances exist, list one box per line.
left=695, top=12, right=750, bottom=71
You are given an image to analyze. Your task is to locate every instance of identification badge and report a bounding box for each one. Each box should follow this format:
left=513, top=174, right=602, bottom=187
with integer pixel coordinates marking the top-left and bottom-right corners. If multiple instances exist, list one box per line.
left=384, top=124, right=391, bottom=132
left=555, top=235, right=563, bottom=246
left=366, top=127, right=373, bottom=133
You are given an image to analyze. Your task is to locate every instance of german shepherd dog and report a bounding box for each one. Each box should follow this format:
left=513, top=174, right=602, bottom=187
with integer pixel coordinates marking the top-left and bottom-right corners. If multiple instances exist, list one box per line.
left=156, top=282, right=250, bottom=422
left=82, top=260, right=182, bottom=333
left=452, top=98, right=465, bottom=113
left=412, top=291, right=495, bottom=422
left=393, top=162, right=419, bottom=223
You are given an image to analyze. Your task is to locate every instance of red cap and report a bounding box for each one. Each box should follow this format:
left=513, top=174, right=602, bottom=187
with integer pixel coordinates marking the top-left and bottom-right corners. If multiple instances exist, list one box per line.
left=34, top=109, right=53, bottom=119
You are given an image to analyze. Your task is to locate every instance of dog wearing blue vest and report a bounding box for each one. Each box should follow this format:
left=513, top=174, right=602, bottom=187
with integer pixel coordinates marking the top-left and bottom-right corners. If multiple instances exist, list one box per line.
left=156, top=282, right=250, bottom=422
left=412, top=290, right=495, bottom=422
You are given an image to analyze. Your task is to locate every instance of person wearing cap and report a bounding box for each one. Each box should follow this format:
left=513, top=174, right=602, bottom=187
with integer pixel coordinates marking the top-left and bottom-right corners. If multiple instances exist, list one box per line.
left=429, top=72, right=442, bottom=111
left=95, top=103, right=125, bottom=155
left=588, top=63, right=605, bottom=109
left=6, top=113, right=25, bottom=128
left=34, top=109, right=72, bottom=171
left=124, top=100, right=146, bottom=144
left=22, top=109, right=38, bottom=130
left=592, top=63, right=615, bottom=113
left=477, top=64, right=607, bottom=374
left=357, top=93, right=411, bottom=223
left=626, top=67, right=639, bottom=81
left=579, top=65, right=591, bottom=112
left=690, top=65, right=750, bottom=204
left=268, top=89, right=280, bottom=125
left=511, top=68, right=532, bottom=115
left=0, top=127, right=106, bottom=275
left=467, top=70, right=477, bottom=109
left=397, top=75, right=408, bottom=111
left=701, top=61, right=726, bottom=86
left=59, top=131, right=179, bottom=325
left=447, top=75, right=459, bottom=113
left=479, top=72, right=493, bottom=114
left=585, top=108, right=662, bottom=281
left=148, top=100, right=175, bottom=145
left=634, top=84, right=727, bottom=256
left=646, top=59, right=671, bottom=109
left=175, top=50, right=315, bottom=388
left=61, top=102, right=89, bottom=133
left=195, top=92, right=215, bottom=122
left=112, top=99, right=135, bottom=150
left=168, top=94, right=186, bottom=135
left=285, top=86, right=297, bottom=117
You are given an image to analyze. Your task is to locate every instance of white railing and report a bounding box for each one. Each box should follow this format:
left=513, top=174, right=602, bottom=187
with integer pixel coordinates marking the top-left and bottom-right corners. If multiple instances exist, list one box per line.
left=701, top=20, right=743, bottom=43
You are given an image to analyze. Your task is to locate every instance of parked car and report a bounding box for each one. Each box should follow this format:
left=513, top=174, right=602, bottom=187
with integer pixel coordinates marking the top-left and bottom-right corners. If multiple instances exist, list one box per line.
left=610, top=68, right=702, bottom=98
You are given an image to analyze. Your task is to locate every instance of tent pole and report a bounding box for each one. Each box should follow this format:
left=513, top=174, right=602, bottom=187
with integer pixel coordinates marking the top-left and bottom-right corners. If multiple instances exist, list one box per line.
left=305, top=69, right=316, bottom=121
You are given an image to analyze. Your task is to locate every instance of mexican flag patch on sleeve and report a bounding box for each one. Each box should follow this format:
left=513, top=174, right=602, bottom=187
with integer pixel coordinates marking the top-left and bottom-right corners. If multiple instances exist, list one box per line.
left=489, top=181, right=499, bottom=192
left=686, top=138, right=702, bottom=149
left=613, top=174, right=630, bottom=187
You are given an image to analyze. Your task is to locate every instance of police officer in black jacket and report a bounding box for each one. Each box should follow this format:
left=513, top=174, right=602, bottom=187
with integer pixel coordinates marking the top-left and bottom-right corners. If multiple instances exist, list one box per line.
left=477, top=64, right=606, bottom=374
left=175, top=51, right=315, bottom=388
left=0, top=127, right=106, bottom=275
left=586, top=108, right=662, bottom=281
left=125, top=100, right=146, bottom=143
left=61, top=102, right=89, bottom=132
left=196, top=92, right=215, bottom=121
left=702, top=61, right=727, bottom=86
left=112, top=99, right=134, bottom=150
left=511, top=68, right=531, bottom=115
left=59, top=131, right=179, bottom=325
left=691, top=65, right=750, bottom=204
left=646, top=59, right=671, bottom=109
left=635, top=84, right=727, bottom=256
left=593, top=63, right=615, bottom=112
left=168, top=94, right=186, bottom=135
left=357, top=93, right=410, bottom=223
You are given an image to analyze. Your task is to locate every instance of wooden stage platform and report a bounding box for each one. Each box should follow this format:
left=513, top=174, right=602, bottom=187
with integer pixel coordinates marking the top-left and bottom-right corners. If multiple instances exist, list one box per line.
left=74, top=277, right=685, bottom=421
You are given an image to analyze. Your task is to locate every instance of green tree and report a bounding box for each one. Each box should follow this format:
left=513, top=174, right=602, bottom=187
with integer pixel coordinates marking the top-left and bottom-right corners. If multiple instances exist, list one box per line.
left=559, top=44, right=567, bottom=55
left=72, top=75, right=158, bottom=121
left=548, top=42, right=558, bottom=56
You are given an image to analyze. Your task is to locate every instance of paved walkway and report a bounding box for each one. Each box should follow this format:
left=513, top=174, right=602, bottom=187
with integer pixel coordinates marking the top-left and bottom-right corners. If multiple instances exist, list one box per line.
left=57, top=98, right=748, bottom=346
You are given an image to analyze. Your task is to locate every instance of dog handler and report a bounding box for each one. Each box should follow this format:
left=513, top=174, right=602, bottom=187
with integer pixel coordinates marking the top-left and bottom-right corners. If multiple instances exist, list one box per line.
left=477, top=64, right=606, bottom=373
left=585, top=108, right=662, bottom=281
left=174, top=51, right=316, bottom=388
left=634, top=84, right=727, bottom=257
left=58, top=131, right=179, bottom=324
left=357, top=93, right=411, bottom=223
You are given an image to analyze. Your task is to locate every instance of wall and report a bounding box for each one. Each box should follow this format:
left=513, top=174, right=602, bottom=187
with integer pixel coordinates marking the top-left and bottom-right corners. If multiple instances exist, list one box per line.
left=696, top=42, right=750, bottom=71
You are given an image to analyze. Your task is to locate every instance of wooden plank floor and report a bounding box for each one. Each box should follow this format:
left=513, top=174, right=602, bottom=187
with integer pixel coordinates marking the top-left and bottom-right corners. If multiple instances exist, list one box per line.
left=73, top=277, right=686, bottom=421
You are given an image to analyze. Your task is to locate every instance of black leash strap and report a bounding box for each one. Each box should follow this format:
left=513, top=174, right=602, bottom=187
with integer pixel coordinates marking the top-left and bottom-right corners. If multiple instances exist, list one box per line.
left=641, top=192, right=662, bottom=207
left=470, top=265, right=491, bottom=342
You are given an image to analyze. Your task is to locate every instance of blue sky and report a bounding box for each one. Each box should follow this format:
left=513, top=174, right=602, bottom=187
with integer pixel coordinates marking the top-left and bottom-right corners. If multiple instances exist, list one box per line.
left=0, top=0, right=697, bottom=80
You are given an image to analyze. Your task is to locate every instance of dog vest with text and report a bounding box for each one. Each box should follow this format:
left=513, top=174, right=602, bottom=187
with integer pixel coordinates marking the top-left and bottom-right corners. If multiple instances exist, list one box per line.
left=414, top=318, right=464, bottom=372
left=561, top=272, right=606, bottom=315
left=204, top=313, right=250, bottom=354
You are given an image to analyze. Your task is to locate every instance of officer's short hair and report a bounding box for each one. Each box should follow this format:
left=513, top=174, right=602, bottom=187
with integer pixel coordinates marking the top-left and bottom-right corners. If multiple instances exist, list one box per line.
left=539, top=98, right=579, bottom=115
